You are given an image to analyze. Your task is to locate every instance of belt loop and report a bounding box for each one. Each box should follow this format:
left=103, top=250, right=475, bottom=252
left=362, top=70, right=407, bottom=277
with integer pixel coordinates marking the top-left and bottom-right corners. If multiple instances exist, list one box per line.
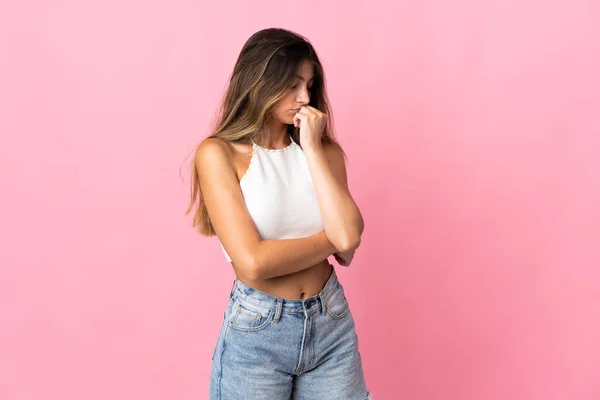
left=319, top=293, right=327, bottom=315
left=229, top=278, right=238, bottom=299
left=273, top=298, right=283, bottom=322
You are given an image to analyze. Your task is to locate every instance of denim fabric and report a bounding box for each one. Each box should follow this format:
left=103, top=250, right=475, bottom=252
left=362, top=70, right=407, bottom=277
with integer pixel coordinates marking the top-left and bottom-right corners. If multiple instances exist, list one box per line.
left=209, top=267, right=371, bottom=399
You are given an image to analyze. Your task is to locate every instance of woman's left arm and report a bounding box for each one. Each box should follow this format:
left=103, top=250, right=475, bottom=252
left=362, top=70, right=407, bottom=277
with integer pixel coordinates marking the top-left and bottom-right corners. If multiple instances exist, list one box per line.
left=304, top=142, right=364, bottom=253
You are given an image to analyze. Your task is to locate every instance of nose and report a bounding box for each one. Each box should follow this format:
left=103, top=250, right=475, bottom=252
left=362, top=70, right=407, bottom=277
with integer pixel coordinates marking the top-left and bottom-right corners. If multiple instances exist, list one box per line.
left=297, top=87, right=310, bottom=105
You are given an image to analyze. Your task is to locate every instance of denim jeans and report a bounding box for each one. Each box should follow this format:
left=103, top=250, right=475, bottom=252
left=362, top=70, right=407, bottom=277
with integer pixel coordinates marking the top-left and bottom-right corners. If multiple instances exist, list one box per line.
left=209, top=266, right=372, bottom=399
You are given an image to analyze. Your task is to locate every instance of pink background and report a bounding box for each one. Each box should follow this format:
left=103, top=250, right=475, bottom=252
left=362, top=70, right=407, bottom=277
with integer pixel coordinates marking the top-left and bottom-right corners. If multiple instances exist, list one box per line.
left=1, top=1, right=599, bottom=399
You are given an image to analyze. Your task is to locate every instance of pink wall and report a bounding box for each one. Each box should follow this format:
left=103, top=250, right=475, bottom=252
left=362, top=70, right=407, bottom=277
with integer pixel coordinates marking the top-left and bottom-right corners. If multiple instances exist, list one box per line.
left=1, top=1, right=599, bottom=399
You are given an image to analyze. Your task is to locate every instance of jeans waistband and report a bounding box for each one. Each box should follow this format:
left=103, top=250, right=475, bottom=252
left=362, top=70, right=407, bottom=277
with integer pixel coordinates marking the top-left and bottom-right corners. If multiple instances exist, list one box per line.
left=229, top=266, right=341, bottom=316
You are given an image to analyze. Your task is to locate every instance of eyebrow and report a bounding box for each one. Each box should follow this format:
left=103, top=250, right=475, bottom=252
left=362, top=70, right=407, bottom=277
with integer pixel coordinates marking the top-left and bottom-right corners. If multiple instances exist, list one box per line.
left=295, top=75, right=315, bottom=82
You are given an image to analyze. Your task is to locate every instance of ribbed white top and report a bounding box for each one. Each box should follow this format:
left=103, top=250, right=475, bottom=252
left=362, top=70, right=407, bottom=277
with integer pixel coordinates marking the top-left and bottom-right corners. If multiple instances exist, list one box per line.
left=220, top=136, right=324, bottom=262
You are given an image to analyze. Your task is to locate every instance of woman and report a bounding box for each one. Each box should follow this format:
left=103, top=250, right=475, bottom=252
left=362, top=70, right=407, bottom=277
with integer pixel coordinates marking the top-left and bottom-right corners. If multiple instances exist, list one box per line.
left=186, top=27, right=371, bottom=399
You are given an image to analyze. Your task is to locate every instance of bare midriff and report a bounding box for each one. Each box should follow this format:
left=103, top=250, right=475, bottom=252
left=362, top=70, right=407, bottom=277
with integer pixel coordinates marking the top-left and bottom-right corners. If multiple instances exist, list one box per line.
left=233, top=260, right=333, bottom=300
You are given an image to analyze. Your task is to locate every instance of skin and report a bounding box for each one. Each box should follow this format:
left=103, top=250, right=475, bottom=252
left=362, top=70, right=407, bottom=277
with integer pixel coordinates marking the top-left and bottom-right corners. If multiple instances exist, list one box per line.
left=196, top=60, right=364, bottom=299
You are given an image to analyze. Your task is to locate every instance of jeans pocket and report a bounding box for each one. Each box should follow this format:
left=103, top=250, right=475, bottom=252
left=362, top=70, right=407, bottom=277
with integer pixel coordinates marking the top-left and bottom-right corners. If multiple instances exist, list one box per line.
left=228, top=298, right=274, bottom=332
left=326, top=287, right=351, bottom=320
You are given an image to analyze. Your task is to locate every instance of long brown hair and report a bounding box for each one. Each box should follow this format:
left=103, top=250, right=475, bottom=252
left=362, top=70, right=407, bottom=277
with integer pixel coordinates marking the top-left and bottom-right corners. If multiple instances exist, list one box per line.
left=184, top=28, right=342, bottom=236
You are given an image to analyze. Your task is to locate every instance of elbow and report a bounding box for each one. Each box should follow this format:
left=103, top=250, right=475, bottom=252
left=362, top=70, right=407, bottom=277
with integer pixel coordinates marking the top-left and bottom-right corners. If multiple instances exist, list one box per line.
left=239, top=255, right=263, bottom=281
left=231, top=242, right=266, bottom=281
left=340, top=214, right=364, bottom=252
left=331, top=214, right=364, bottom=253
left=338, top=217, right=364, bottom=252
left=336, top=233, right=362, bottom=253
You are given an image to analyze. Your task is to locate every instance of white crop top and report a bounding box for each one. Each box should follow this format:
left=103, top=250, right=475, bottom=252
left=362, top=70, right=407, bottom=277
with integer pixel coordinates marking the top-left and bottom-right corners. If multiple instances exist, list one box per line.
left=220, top=136, right=324, bottom=262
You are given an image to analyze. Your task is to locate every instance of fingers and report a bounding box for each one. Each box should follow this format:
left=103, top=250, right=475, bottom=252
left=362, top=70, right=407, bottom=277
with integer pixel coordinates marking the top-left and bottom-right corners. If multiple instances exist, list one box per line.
left=293, top=108, right=310, bottom=128
left=298, top=105, right=326, bottom=117
left=302, top=105, right=318, bottom=113
left=333, top=253, right=352, bottom=267
left=295, top=107, right=325, bottom=127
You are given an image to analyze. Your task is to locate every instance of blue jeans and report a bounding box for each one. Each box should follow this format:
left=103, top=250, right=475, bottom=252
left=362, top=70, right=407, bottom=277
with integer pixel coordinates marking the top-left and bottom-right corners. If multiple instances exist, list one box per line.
left=209, top=266, right=372, bottom=399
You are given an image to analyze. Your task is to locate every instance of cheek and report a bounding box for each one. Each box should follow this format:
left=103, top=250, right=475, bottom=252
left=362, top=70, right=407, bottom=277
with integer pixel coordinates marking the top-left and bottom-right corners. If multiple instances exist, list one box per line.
left=282, top=91, right=296, bottom=104
left=270, top=104, right=289, bottom=121
left=275, top=95, right=293, bottom=111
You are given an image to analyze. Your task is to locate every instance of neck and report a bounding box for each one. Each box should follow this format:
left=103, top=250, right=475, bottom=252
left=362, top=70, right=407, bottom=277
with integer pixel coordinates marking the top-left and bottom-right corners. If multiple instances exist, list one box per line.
left=262, top=120, right=291, bottom=149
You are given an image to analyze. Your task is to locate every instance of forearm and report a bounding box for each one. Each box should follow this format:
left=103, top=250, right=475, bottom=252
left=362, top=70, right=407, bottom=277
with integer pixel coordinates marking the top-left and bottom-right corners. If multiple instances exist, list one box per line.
left=304, top=148, right=363, bottom=252
left=249, top=232, right=336, bottom=280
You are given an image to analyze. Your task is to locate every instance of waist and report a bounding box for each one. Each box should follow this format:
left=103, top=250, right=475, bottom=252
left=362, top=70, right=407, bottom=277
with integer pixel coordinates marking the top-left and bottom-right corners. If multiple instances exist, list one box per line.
left=230, top=264, right=340, bottom=314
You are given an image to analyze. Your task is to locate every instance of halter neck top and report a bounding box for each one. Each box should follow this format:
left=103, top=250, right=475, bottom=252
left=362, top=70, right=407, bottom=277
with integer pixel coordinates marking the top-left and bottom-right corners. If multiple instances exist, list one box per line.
left=220, top=136, right=324, bottom=262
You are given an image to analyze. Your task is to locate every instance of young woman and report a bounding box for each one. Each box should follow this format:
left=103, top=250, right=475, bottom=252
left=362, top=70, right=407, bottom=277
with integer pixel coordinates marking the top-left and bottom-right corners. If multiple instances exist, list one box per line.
left=186, top=27, right=371, bottom=399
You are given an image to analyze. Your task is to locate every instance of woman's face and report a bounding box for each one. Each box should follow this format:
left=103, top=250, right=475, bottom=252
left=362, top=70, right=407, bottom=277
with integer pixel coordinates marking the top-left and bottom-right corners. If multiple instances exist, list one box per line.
left=271, top=60, right=315, bottom=125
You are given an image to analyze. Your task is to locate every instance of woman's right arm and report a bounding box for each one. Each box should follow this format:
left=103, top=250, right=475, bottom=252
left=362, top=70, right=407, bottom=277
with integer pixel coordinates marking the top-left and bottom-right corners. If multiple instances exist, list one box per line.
left=195, top=139, right=337, bottom=280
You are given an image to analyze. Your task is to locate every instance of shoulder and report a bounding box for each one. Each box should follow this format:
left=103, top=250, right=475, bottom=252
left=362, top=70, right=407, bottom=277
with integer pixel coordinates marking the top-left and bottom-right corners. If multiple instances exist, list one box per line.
left=196, top=137, right=231, bottom=158
left=194, top=138, right=236, bottom=173
left=195, top=137, right=253, bottom=165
